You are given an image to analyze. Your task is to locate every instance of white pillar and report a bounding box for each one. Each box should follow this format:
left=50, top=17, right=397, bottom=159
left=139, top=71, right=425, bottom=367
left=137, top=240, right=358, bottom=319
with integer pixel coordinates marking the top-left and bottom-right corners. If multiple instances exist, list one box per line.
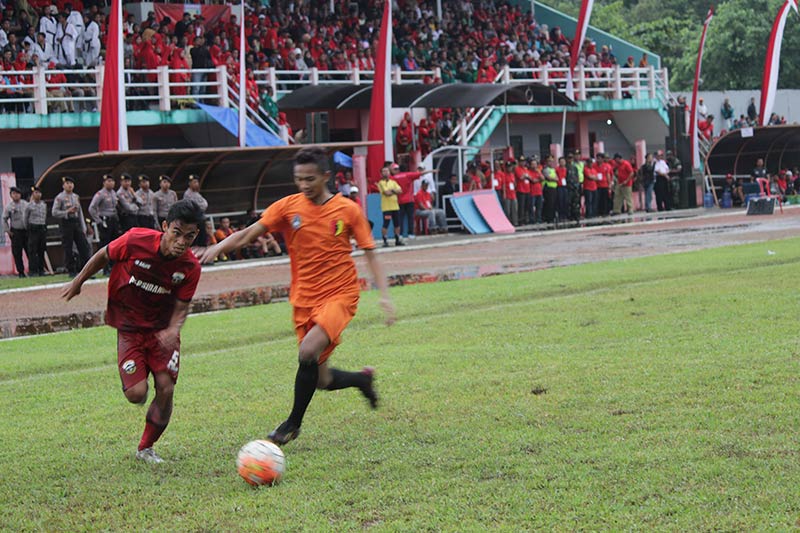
left=33, top=66, right=48, bottom=115
left=217, top=65, right=229, bottom=107
left=577, top=64, right=586, bottom=100
left=157, top=65, right=170, bottom=111
left=310, top=67, right=319, bottom=85
left=269, top=67, right=277, bottom=96
left=648, top=66, right=657, bottom=99
left=613, top=64, right=622, bottom=99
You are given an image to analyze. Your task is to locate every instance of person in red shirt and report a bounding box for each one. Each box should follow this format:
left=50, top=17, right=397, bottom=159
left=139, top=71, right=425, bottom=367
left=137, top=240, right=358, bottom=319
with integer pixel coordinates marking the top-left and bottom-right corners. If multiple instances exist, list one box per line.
left=582, top=158, right=598, bottom=218
left=61, top=200, right=204, bottom=464
left=413, top=181, right=447, bottom=233
left=595, top=153, right=613, bottom=216
left=390, top=162, right=438, bottom=239
left=612, top=153, right=635, bottom=215
left=556, top=157, right=568, bottom=221
left=514, top=156, right=533, bottom=225
left=199, top=147, right=395, bottom=445
left=395, top=115, right=413, bottom=154
left=502, top=160, right=519, bottom=226
left=529, top=159, right=544, bottom=223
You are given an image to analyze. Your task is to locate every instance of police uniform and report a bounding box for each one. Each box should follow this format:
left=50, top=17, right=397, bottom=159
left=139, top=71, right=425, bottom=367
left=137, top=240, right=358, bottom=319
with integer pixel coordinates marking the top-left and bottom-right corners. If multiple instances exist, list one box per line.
left=153, top=176, right=178, bottom=226
left=116, top=176, right=141, bottom=232
left=52, top=176, right=91, bottom=275
left=183, top=176, right=208, bottom=246
left=89, top=181, right=120, bottom=250
left=135, top=176, right=157, bottom=229
left=566, top=160, right=582, bottom=222
left=24, top=187, right=48, bottom=276
left=2, top=187, right=29, bottom=276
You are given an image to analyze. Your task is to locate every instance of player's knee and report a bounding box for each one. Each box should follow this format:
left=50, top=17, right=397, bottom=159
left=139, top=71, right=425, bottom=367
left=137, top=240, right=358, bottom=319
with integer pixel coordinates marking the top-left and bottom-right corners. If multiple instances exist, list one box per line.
left=155, top=381, right=175, bottom=399
left=297, top=347, right=319, bottom=365
left=124, top=382, right=148, bottom=404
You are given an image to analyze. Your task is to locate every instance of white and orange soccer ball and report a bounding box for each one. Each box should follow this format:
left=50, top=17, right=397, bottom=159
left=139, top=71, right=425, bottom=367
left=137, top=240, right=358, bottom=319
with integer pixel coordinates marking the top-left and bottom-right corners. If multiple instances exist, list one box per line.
left=236, top=440, right=286, bottom=486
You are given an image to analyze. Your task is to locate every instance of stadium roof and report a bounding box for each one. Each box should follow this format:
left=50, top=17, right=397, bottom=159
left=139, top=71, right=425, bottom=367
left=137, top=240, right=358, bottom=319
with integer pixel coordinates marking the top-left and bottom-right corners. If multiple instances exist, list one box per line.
left=705, top=125, right=800, bottom=176
left=277, top=83, right=576, bottom=110
left=36, top=142, right=375, bottom=214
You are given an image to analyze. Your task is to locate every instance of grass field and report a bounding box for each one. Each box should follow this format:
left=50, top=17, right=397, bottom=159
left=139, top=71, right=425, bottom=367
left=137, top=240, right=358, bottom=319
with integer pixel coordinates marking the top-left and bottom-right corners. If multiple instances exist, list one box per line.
left=2, top=239, right=800, bottom=530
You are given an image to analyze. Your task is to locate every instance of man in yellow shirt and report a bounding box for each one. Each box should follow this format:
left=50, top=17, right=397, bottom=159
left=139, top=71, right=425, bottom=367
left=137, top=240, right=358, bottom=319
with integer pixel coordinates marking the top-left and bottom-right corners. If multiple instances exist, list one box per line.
left=377, top=165, right=404, bottom=247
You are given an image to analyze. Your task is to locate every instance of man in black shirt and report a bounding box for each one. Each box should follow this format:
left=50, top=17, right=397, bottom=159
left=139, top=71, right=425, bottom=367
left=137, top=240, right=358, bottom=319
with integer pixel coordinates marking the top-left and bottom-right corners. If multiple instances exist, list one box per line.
left=189, top=36, right=213, bottom=96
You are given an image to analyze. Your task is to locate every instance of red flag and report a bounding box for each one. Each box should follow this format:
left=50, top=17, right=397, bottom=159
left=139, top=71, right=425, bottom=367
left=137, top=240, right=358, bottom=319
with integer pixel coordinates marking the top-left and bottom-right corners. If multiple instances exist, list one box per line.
left=238, top=3, right=246, bottom=147
left=689, top=6, right=713, bottom=168
left=98, top=0, right=128, bottom=151
left=570, top=0, right=594, bottom=72
left=759, top=0, right=798, bottom=126
left=366, top=1, right=392, bottom=192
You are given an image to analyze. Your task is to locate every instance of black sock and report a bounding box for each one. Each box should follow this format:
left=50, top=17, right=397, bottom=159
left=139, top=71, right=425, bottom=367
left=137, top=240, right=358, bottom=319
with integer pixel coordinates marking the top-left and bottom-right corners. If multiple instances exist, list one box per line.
left=325, top=368, right=367, bottom=391
left=287, top=360, right=318, bottom=428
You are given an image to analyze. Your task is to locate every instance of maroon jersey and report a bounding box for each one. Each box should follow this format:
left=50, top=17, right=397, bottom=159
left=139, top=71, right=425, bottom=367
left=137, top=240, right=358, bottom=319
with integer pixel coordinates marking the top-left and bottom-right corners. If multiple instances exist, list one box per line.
left=106, top=228, right=201, bottom=332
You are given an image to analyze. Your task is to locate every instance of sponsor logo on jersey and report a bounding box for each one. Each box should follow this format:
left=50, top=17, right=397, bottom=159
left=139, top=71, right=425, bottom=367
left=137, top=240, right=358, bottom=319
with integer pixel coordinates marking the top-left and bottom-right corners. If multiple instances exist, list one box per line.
left=134, top=260, right=151, bottom=270
left=292, top=214, right=302, bottom=230
left=128, top=275, right=171, bottom=295
left=331, top=219, right=345, bottom=236
left=122, top=360, right=137, bottom=374
left=171, top=272, right=185, bottom=284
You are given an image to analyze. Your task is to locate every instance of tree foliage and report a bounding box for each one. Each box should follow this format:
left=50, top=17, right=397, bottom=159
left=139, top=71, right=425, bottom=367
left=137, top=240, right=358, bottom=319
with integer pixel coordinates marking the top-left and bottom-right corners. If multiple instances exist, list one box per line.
left=540, top=0, right=800, bottom=91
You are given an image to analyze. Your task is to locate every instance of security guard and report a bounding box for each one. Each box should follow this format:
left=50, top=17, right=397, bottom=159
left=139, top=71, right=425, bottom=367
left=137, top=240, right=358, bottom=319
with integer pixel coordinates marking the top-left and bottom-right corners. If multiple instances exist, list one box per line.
left=2, top=186, right=29, bottom=277
left=24, top=186, right=48, bottom=276
left=116, top=173, right=141, bottom=232
left=89, top=174, right=120, bottom=275
left=134, top=174, right=157, bottom=229
left=153, top=174, right=177, bottom=226
left=52, top=176, right=91, bottom=276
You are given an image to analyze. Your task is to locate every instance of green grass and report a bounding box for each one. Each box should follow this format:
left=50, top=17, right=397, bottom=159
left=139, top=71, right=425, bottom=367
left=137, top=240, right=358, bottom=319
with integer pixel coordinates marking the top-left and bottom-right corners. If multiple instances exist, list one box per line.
left=3, top=239, right=800, bottom=530
left=0, top=273, right=72, bottom=291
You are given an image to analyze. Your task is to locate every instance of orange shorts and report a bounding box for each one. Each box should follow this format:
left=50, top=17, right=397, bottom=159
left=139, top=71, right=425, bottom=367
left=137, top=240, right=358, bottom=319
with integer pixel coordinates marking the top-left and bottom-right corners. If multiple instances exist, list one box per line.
left=293, top=294, right=359, bottom=364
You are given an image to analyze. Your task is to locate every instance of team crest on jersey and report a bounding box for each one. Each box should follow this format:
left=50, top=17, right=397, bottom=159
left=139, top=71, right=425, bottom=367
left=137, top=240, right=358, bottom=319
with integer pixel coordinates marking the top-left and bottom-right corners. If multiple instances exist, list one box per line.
left=331, top=219, right=345, bottom=236
left=292, top=215, right=302, bottom=230
left=171, top=272, right=186, bottom=284
left=122, top=360, right=137, bottom=374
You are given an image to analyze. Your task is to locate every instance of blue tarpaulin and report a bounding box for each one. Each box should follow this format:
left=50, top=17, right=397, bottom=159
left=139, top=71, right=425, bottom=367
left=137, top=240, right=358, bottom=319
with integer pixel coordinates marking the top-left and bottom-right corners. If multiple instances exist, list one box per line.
left=334, top=151, right=353, bottom=168
left=197, top=104, right=285, bottom=147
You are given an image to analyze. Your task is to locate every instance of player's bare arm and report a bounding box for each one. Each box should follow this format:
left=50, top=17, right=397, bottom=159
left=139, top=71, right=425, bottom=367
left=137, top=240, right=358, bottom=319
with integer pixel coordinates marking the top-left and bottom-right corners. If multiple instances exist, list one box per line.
left=198, top=221, right=272, bottom=264
left=363, top=248, right=395, bottom=326
left=155, top=299, right=191, bottom=352
left=61, top=246, right=109, bottom=301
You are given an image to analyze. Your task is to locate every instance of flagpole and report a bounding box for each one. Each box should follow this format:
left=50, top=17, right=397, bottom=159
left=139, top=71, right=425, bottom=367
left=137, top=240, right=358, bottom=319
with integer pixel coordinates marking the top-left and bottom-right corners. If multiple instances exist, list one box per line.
left=238, top=1, right=246, bottom=147
left=116, top=0, right=127, bottom=150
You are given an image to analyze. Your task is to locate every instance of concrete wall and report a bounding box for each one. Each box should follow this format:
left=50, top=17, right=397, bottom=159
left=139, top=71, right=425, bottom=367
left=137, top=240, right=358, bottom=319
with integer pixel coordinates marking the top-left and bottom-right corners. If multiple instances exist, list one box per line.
left=0, top=139, right=99, bottom=186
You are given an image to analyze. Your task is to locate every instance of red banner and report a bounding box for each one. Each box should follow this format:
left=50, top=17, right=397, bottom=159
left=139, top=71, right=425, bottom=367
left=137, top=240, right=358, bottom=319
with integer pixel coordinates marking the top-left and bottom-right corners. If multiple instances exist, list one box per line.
left=759, top=0, right=798, bottom=126
left=689, top=6, right=713, bottom=168
left=366, top=2, right=392, bottom=192
left=153, top=4, right=232, bottom=32
left=99, top=0, right=127, bottom=151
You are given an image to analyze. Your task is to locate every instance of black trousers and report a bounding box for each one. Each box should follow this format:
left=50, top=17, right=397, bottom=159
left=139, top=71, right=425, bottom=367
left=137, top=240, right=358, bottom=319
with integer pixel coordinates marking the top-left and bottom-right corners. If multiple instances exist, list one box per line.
left=518, top=193, right=531, bottom=225
left=399, top=202, right=415, bottom=236
left=137, top=214, right=157, bottom=229
left=597, top=187, right=610, bottom=216
left=543, top=187, right=558, bottom=223
left=27, top=225, right=47, bottom=275
left=60, top=219, right=91, bottom=275
left=10, top=229, right=28, bottom=275
left=655, top=176, right=672, bottom=211
left=98, top=216, right=120, bottom=250
left=120, top=213, right=138, bottom=233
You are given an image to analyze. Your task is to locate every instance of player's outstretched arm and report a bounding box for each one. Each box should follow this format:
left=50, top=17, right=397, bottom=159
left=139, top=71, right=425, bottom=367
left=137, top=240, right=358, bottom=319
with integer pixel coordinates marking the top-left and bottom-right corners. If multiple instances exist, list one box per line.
left=364, top=248, right=395, bottom=326
left=61, top=246, right=110, bottom=301
left=198, top=220, right=270, bottom=264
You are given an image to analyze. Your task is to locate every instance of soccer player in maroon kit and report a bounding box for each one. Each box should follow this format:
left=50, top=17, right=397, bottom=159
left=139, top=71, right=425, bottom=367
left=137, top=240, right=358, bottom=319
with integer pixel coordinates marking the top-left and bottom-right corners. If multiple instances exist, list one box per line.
left=61, top=200, right=204, bottom=463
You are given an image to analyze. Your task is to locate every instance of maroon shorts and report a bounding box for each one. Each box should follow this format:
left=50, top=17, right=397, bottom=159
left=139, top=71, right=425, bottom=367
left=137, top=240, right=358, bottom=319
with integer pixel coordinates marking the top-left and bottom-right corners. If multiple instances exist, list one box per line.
left=117, top=330, right=180, bottom=391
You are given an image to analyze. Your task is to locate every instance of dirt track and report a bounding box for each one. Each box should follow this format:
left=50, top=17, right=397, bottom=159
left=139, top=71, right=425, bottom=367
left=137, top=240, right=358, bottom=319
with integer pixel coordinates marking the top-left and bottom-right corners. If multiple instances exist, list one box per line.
left=2, top=208, right=798, bottom=338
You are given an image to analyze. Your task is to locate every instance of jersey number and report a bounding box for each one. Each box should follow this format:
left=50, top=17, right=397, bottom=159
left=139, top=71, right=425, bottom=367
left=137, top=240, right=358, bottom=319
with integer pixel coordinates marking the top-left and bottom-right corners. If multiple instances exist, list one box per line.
left=167, top=350, right=180, bottom=373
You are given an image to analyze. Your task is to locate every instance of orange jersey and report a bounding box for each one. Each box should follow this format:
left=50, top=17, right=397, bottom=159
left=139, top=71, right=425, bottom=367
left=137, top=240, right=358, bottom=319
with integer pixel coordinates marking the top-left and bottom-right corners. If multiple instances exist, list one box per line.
left=259, top=193, right=375, bottom=306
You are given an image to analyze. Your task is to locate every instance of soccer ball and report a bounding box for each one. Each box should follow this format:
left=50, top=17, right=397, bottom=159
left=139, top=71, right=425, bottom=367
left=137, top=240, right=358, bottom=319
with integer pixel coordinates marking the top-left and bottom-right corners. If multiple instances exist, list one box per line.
left=236, top=440, right=286, bottom=486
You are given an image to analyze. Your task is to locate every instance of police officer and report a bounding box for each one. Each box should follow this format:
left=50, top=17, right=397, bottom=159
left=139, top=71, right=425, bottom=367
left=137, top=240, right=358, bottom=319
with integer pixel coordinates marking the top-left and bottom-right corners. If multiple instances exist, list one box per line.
left=153, top=174, right=177, bottom=227
left=565, top=152, right=582, bottom=222
left=89, top=174, right=120, bottom=275
left=134, top=174, right=157, bottom=229
left=3, top=186, right=29, bottom=277
left=24, top=186, right=48, bottom=276
left=183, top=174, right=208, bottom=246
left=116, top=173, right=141, bottom=232
left=52, top=176, right=91, bottom=276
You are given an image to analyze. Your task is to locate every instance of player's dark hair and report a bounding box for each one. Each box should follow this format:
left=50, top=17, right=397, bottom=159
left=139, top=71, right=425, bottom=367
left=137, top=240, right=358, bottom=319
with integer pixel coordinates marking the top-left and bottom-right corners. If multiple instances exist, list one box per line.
left=294, top=146, right=330, bottom=174
left=166, top=199, right=204, bottom=227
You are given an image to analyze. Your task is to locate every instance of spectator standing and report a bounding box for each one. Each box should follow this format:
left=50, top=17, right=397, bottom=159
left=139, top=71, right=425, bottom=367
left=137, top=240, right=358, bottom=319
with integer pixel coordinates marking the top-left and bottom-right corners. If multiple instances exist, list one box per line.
left=697, top=98, right=708, bottom=121
left=377, top=166, right=404, bottom=247
left=24, top=186, right=48, bottom=276
left=556, top=156, right=569, bottom=221
left=639, top=152, right=656, bottom=212
left=33, top=32, right=56, bottom=64
left=135, top=175, right=157, bottom=229
left=612, top=153, right=635, bottom=215
left=52, top=176, right=91, bottom=276
left=390, top=163, right=437, bottom=240
left=515, top=156, right=532, bottom=225
left=583, top=158, right=598, bottom=218
left=501, top=161, right=519, bottom=226
left=747, top=97, right=758, bottom=123
left=82, top=12, right=101, bottom=67
left=89, top=174, right=120, bottom=275
left=654, top=152, right=672, bottom=211
left=3, top=186, right=29, bottom=277
left=721, top=99, right=734, bottom=131
left=189, top=36, right=213, bottom=96
left=56, top=12, right=78, bottom=67
left=529, top=158, right=544, bottom=223
left=565, top=153, right=581, bottom=222
left=595, top=153, right=613, bottom=216
left=38, top=6, right=58, bottom=53
left=413, top=181, right=447, bottom=233
left=117, top=173, right=141, bottom=232
left=542, top=156, right=559, bottom=223
left=183, top=174, right=209, bottom=246
left=154, top=175, right=178, bottom=226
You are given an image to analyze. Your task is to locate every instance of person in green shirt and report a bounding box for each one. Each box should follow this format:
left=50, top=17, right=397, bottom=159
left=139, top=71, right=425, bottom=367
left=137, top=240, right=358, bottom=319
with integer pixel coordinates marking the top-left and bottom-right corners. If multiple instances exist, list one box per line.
left=260, top=86, right=279, bottom=119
